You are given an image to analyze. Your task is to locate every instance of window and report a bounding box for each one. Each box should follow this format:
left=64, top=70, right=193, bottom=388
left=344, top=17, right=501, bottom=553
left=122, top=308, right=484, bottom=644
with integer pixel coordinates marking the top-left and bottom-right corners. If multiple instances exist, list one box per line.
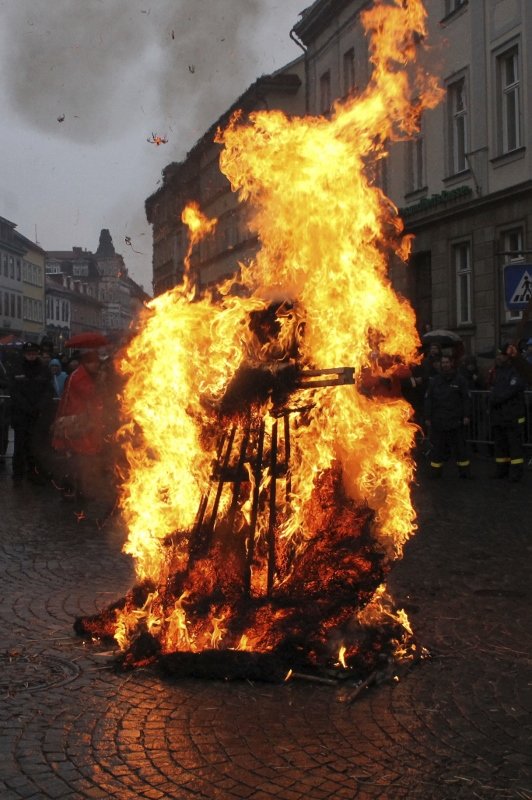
left=9, top=257, right=14, bottom=279
left=453, top=241, right=472, bottom=324
left=502, top=227, right=524, bottom=321
left=407, top=125, right=425, bottom=193
left=343, top=48, right=355, bottom=97
left=16, top=295, right=21, bottom=319
left=319, top=71, right=331, bottom=115
left=10, top=294, right=15, bottom=318
left=2, top=255, right=7, bottom=277
left=498, top=47, right=521, bottom=153
left=448, top=77, right=468, bottom=174
left=16, top=259, right=21, bottom=281
left=445, top=0, right=466, bottom=14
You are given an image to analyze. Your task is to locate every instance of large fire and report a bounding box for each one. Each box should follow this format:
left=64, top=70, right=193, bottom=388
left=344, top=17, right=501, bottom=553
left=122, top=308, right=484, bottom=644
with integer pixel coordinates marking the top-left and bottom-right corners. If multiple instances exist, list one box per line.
left=77, top=0, right=443, bottom=681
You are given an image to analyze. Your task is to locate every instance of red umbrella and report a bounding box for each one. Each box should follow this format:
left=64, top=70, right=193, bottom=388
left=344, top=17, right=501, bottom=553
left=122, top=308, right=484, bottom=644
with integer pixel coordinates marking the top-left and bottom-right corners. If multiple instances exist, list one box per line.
left=65, top=332, right=109, bottom=349
left=0, top=333, right=20, bottom=345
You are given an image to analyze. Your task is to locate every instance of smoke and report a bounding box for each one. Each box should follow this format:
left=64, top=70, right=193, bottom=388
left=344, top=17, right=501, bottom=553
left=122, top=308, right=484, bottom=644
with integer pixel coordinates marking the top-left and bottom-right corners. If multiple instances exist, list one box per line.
left=1, top=0, right=266, bottom=148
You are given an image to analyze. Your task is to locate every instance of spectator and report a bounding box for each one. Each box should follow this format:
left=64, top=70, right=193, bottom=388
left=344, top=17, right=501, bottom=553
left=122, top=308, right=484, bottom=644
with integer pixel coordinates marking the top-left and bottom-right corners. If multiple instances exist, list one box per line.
left=50, top=358, right=68, bottom=398
left=458, top=355, right=485, bottom=390
left=0, top=352, right=10, bottom=466
left=8, top=342, right=53, bottom=485
left=489, top=343, right=527, bottom=482
left=524, top=338, right=532, bottom=367
left=51, top=349, right=114, bottom=519
left=424, top=354, right=472, bottom=479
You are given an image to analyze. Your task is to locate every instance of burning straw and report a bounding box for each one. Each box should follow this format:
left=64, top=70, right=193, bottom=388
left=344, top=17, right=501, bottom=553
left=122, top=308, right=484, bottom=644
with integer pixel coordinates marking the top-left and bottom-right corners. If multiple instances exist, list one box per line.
left=75, top=0, right=442, bottom=684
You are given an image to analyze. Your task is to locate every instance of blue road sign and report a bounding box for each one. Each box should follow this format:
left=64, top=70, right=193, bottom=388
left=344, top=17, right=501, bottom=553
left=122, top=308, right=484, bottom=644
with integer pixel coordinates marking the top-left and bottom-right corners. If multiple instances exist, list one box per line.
left=504, top=264, right=532, bottom=310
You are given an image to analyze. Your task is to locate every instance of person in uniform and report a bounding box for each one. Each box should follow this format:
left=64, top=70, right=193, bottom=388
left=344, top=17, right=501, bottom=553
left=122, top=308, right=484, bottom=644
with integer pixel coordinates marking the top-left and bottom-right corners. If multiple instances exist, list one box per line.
left=489, top=343, right=527, bottom=482
left=424, top=353, right=472, bottom=479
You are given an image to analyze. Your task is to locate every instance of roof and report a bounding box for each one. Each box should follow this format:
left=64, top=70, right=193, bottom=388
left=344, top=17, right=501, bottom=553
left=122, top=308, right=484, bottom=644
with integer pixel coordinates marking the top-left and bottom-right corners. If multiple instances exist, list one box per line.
left=145, top=60, right=304, bottom=217
left=293, top=0, right=363, bottom=44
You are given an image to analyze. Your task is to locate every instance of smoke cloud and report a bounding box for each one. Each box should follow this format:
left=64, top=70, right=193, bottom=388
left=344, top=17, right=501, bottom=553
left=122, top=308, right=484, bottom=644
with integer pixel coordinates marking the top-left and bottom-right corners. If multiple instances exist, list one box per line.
left=1, top=0, right=269, bottom=148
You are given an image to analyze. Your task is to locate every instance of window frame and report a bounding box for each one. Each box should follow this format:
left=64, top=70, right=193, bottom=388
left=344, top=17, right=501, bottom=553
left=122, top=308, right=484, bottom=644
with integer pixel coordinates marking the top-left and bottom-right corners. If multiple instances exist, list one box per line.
left=447, top=74, right=469, bottom=176
left=453, top=240, right=473, bottom=326
left=497, top=45, right=522, bottom=155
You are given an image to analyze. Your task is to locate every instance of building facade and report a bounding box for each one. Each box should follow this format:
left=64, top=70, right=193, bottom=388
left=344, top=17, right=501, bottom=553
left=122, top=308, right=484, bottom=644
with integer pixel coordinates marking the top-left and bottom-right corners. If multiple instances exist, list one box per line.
left=147, top=59, right=305, bottom=296
left=46, top=230, right=149, bottom=345
left=0, top=216, right=46, bottom=343
left=292, top=0, right=532, bottom=353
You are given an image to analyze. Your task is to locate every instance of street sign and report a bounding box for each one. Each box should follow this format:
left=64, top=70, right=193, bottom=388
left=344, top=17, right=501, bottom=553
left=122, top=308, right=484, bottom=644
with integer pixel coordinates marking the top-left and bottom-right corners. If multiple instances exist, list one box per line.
left=504, top=264, right=532, bottom=310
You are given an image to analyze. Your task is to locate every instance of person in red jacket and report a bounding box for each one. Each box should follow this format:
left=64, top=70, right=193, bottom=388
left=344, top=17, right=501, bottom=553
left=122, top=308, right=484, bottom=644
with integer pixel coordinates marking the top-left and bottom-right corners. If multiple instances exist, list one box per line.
left=52, top=349, right=112, bottom=517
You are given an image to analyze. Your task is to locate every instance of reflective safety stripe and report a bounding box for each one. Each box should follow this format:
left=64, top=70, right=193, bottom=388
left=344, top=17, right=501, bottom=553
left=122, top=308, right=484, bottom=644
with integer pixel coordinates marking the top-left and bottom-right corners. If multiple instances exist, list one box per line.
left=510, top=458, right=524, bottom=465
left=430, top=462, right=443, bottom=468
left=457, top=460, right=470, bottom=467
left=518, top=417, right=526, bottom=424
left=495, top=457, right=510, bottom=463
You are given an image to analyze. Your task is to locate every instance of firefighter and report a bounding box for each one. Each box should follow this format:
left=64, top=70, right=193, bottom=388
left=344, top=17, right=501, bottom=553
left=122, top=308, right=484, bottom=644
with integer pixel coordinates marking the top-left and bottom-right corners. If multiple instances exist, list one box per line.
left=489, top=343, right=527, bottom=482
left=424, top=353, right=472, bottom=479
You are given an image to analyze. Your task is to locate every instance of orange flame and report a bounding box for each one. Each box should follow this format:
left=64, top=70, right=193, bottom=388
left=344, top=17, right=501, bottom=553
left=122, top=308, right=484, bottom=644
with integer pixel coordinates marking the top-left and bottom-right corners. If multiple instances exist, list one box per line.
left=114, top=0, right=443, bottom=654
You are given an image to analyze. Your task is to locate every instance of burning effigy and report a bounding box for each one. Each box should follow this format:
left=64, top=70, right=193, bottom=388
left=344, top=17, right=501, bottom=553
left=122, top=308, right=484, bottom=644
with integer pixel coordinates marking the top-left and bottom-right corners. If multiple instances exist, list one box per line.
left=75, top=0, right=443, bottom=684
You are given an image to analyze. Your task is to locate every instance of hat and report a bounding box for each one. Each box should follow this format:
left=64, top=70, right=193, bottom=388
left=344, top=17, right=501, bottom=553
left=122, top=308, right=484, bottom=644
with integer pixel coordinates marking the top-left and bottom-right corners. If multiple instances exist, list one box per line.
left=49, top=358, right=62, bottom=368
left=527, top=338, right=532, bottom=346
left=22, top=342, right=40, bottom=353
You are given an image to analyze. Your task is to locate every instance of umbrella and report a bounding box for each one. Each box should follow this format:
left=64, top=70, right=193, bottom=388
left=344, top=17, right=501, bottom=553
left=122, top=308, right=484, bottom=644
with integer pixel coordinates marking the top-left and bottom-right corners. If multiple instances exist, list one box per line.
left=0, top=333, right=22, bottom=346
left=422, top=329, right=462, bottom=347
left=65, top=332, right=109, bottom=349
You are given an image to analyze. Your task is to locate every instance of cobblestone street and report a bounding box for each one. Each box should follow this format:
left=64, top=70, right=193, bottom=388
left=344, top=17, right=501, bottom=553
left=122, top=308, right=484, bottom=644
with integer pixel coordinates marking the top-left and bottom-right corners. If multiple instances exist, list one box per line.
left=0, top=453, right=530, bottom=800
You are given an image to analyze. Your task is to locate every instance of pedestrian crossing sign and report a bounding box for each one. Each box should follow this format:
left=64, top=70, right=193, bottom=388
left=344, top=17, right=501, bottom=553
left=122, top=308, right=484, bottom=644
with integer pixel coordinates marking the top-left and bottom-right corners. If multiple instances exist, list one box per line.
left=504, top=264, right=532, bottom=310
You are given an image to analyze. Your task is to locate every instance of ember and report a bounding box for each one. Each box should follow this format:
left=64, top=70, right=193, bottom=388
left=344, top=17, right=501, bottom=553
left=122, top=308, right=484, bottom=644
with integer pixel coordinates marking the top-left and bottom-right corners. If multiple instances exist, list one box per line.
left=75, top=0, right=442, bottom=685
left=147, top=133, right=168, bottom=146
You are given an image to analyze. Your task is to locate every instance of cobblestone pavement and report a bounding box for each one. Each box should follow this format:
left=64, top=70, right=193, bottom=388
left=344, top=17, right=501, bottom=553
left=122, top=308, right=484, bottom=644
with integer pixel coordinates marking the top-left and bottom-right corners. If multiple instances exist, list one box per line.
left=0, top=452, right=530, bottom=800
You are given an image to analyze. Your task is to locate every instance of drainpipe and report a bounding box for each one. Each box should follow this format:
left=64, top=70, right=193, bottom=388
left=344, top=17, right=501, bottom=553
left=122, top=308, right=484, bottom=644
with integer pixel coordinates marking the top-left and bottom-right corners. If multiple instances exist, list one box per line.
left=290, top=28, right=309, bottom=114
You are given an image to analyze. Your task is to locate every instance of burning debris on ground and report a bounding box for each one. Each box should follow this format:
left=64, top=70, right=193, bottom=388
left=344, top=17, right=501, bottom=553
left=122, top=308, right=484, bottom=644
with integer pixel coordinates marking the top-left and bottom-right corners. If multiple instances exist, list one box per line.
left=75, top=0, right=442, bottom=690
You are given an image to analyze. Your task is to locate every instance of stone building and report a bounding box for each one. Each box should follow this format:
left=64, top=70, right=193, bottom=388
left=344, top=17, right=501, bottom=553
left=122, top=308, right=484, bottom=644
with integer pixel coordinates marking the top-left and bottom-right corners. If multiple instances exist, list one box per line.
left=0, top=215, right=46, bottom=343
left=146, top=58, right=305, bottom=297
left=292, top=0, right=532, bottom=353
left=45, top=230, right=149, bottom=343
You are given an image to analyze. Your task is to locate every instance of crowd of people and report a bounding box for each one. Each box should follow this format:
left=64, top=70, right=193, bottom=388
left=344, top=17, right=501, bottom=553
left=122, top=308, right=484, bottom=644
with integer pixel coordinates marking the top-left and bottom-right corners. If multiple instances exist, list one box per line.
left=413, top=338, right=532, bottom=482
left=0, top=338, right=121, bottom=522
left=1, top=334, right=531, bottom=520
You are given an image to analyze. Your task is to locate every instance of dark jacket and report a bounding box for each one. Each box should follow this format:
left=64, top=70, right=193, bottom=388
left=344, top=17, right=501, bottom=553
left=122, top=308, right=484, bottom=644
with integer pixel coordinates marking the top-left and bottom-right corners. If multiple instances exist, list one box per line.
left=424, top=370, right=471, bottom=430
left=9, top=357, right=52, bottom=427
left=489, top=363, right=526, bottom=426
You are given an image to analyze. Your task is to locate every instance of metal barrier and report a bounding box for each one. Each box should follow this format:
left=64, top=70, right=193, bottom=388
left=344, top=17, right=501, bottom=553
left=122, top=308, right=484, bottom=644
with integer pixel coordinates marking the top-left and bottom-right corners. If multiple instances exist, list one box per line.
left=466, top=390, right=532, bottom=447
left=1, top=392, right=530, bottom=452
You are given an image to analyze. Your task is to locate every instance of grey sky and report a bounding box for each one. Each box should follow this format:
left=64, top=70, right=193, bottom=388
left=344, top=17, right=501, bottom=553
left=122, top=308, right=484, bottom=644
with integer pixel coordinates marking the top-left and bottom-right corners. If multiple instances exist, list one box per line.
left=0, top=0, right=305, bottom=291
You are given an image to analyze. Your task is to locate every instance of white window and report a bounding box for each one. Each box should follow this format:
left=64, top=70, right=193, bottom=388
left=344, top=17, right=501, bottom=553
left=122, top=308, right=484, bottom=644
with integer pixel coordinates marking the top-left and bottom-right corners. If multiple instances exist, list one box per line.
left=448, top=77, right=468, bottom=174
left=454, top=241, right=472, bottom=324
left=498, top=47, right=521, bottom=154
left=502, top=228, right=524, bottom=321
